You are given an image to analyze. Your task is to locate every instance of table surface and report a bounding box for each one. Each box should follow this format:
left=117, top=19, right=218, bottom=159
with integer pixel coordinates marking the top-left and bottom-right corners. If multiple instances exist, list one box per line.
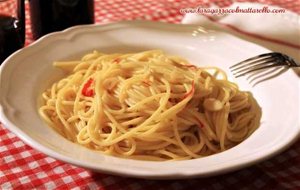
left=1, top=0, right=300, bottom=189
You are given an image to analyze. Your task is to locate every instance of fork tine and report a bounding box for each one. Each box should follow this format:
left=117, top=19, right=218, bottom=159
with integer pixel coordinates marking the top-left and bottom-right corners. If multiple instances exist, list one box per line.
left=231, top=52, right=299, bottom=80
left=247, top=67, right=282, bottom=84
left=234, top=64, right=286, bottom=78
left=229, top=52, right=279, bottom=69
left=230, top=56, right=276, bottom=72
left=250, top=66, right=288, bottom=87
left=231, top=59, right=281, bottom=75
left=246, top=67, right=270, bottom=81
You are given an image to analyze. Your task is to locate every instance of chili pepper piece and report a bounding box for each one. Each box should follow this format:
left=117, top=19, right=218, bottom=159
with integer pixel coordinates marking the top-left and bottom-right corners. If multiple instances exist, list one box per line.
left=183, top=81, right=195, bottom=99
left=82, top=78, right=94, bottom=97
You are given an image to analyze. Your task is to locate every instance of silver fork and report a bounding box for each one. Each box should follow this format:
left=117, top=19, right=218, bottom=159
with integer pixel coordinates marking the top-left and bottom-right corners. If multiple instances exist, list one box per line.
left=230, top=52, right=299, bottom=78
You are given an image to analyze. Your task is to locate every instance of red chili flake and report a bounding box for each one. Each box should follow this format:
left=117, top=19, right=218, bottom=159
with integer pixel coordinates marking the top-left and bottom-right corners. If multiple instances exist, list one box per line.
left=182, top=64, right=197, bottom=70
left=82, top=78, right=94, bottom=97
left=142, top=80, right=151, bottom=87
left=182, top=81, right=195, bottom=99
left=107, top=89, right=113, bottom=95
left=195, top=117, right=204, bottom=128
left=113, top=57, right=121, bottom=64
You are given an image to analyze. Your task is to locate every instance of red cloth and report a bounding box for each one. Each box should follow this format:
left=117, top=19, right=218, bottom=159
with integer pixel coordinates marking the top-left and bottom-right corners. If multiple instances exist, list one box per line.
left=1, top=0, right=300, bottom=189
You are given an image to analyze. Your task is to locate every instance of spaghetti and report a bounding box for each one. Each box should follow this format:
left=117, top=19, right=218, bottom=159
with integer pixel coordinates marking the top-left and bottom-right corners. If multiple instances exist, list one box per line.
left=39, top=50, right=261, bottom=161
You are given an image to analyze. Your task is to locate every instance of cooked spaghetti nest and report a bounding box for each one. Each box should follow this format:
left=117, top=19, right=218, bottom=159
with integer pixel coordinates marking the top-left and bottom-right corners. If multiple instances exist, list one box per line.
left=39, top=50, right=261, bottom=161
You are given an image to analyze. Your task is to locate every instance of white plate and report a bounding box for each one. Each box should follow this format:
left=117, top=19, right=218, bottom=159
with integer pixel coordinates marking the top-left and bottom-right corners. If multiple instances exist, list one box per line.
left=0, top=21, right=299, bottom=179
